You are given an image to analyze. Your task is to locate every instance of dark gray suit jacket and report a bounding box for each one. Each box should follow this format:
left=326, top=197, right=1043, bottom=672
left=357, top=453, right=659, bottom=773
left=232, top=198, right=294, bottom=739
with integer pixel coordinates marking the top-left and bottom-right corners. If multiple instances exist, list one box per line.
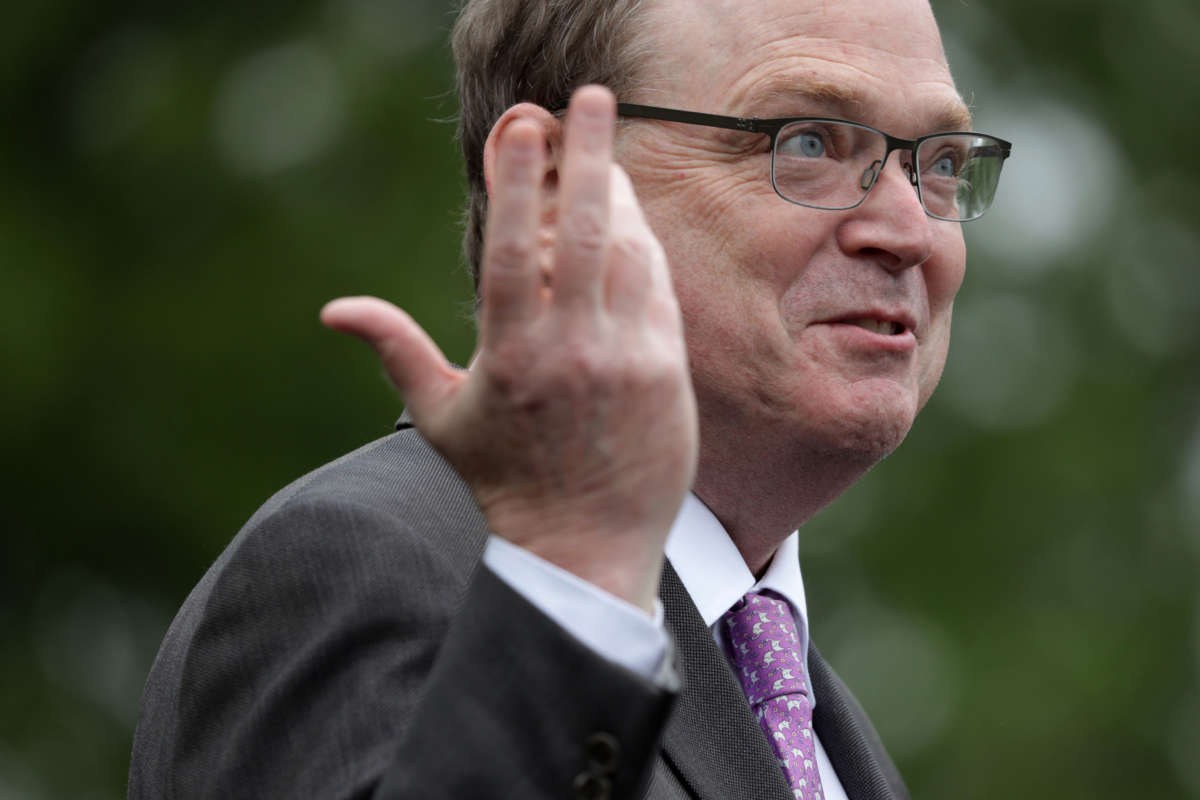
left=129, top=423, right=909, bottom=799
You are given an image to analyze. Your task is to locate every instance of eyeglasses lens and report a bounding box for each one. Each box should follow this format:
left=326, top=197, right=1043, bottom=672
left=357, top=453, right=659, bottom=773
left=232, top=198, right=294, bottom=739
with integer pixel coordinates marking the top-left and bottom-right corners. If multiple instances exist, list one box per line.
left=771, top=121, right=1006, bottom=222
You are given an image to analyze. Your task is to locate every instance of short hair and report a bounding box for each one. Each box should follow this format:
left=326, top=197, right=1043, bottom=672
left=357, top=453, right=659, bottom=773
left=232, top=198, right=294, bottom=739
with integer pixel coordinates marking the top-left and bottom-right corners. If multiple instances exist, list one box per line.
left=452, top=0, right=652, bottom=294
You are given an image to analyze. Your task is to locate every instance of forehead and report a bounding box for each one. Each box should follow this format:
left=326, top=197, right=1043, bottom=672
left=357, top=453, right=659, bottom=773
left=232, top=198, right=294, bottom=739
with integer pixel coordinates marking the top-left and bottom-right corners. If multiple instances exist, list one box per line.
left=638, top=0, right=970, bottom=133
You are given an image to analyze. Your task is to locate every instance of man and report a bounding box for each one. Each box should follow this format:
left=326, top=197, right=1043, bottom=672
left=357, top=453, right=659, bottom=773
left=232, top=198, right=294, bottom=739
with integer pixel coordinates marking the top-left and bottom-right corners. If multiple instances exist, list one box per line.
left=130, top=0, right=1010, bottom=798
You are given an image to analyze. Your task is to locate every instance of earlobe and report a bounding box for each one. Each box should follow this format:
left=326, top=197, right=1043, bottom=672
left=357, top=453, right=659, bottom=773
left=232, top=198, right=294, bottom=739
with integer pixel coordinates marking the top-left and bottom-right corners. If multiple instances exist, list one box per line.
left=482, top=103, right=562, bottom=201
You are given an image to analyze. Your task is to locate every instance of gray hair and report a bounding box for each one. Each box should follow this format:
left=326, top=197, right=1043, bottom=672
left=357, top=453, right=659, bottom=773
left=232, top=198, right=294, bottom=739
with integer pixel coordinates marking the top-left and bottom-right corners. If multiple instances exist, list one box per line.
left=452, top=0, right=653, bottom=293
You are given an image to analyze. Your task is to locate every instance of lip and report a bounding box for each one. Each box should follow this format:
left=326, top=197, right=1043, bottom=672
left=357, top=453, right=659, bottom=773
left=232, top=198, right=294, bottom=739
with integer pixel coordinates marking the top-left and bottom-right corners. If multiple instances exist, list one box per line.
left=829, top=308, right=918, bottom=333
left=813, top=309, right=920, bottom=352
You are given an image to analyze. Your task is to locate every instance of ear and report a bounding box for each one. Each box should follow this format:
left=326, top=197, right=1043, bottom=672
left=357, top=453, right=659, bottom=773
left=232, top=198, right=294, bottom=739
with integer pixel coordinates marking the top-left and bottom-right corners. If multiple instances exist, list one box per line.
left=483, top=102, right=563, bottom=210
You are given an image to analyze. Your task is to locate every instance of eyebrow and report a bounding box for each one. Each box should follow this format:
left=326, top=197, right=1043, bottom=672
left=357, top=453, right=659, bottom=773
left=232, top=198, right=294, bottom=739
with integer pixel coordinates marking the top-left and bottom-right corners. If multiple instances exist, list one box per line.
left=747, top=79, right=974, bottom=132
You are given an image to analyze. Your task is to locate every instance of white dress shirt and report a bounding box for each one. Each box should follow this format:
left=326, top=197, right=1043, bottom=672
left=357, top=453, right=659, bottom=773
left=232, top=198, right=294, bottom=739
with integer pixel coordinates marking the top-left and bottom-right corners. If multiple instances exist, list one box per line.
left=485, top=493, right=849, bottom=800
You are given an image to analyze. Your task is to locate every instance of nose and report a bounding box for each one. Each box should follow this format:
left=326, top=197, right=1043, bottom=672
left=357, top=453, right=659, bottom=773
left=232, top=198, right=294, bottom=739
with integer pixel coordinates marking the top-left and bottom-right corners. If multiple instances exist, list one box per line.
left=837, top=152, right=934, bottom=273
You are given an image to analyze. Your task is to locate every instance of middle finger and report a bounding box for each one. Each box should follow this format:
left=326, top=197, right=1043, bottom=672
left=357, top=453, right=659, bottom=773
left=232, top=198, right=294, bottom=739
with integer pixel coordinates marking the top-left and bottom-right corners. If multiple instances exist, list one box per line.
left=552, top=86, right=616, bottom=311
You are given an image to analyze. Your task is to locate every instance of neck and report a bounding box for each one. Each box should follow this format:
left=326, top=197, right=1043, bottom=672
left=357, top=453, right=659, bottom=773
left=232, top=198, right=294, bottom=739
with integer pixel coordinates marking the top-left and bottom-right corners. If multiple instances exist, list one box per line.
left=692, top=431, right=883, bottom=576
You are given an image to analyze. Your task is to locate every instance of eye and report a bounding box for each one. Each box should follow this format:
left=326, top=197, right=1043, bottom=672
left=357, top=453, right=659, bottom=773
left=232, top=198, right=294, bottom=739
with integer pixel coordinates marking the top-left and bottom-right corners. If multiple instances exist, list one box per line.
left=778, top=130, right=828, bottom=158
left=920, top=140, right=969, bottom=179
left=930, top=155, right=956, bottom=177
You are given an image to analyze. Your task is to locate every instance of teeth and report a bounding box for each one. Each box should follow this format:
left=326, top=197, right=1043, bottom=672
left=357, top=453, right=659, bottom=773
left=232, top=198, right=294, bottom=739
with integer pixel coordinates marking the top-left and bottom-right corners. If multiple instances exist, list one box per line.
left=846, top=318, right=903, bottom=335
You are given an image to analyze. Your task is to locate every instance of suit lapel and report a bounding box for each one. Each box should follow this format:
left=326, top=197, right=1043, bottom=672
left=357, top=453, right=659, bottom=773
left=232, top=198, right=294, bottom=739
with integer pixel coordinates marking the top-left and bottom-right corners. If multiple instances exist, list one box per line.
left=401, top=409, right=906, bottom=799
left=659, top=563, right=792, bottom=800
left=809, top=645, right=909, bottom=800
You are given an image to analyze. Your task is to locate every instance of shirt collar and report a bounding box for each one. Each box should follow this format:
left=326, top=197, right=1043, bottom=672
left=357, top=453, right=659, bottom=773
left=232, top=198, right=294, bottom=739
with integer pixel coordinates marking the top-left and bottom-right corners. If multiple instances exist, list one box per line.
left=664, top=493, right=811, bottom=654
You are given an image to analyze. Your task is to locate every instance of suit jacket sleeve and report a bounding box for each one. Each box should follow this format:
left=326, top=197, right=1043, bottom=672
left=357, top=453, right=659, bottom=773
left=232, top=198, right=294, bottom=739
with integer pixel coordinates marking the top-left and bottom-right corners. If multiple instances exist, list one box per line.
left=129, top=434, right=677, bottom=800
left=376, top=566, right=677, bottom=799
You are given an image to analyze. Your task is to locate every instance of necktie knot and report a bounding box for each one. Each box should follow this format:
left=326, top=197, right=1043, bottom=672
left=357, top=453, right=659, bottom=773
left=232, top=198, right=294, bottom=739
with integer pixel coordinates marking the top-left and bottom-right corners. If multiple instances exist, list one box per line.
left=723, top=591, right=809, bottom=704
left=722, top=591, right=824, bottom=800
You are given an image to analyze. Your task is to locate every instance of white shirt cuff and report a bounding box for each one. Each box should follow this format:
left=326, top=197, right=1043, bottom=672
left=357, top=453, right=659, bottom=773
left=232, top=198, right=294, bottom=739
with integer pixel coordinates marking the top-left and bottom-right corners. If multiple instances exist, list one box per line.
left=483, top=536, right=669, bottom=680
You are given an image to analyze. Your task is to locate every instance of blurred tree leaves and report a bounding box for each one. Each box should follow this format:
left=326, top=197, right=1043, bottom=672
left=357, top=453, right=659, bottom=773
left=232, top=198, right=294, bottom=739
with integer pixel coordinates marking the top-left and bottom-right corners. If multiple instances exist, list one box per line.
left=2, top=0, right=1198, bottom=798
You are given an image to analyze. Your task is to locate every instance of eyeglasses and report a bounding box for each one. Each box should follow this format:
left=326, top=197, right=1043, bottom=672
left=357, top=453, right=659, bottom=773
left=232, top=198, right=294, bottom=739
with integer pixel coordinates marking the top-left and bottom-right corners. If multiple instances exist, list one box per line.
left=615, top=103, right=1012, bottom=222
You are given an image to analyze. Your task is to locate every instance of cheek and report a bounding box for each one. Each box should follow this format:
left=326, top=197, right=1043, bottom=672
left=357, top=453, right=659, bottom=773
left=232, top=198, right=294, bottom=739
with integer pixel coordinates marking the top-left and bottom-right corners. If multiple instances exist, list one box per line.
left=917, top=306, right=953, bottom=409
left=646, top=189, right=787, bottom=325
left=917, top=231, right=965, bottom=408
left=927, top=227, right=967, bottom=311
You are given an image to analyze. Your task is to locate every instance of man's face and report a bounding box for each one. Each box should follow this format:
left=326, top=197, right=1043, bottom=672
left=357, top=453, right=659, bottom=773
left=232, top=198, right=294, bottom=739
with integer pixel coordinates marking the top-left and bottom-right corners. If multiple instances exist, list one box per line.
left=620, top=0, right=969, bottom=465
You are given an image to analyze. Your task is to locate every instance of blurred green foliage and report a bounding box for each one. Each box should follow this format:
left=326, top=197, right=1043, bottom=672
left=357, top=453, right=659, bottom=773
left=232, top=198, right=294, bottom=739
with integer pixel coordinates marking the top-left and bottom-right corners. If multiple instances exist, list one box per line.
left=2, top=0, right=1197, bottom=798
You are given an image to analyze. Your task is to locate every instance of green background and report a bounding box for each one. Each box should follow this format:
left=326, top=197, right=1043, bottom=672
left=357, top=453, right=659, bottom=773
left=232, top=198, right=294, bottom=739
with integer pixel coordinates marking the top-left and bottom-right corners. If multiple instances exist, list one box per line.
left=3, top=0, right=1198, bottom=797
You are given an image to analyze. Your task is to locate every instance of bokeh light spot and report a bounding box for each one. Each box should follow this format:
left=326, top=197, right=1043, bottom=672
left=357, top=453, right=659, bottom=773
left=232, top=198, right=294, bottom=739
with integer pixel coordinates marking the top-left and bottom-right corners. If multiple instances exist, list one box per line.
left=1167, top=690, right=1200, bottom=796
left=971, top=99, right=1123, bottom=278
left=1183, top=415, right=1200, bottom=546
left=214, top=40, right=345, bottom=175
left=1104, top=212, right=1200, bottom=357
left=32, top=567, right=166, bottom=727
left=941, top=292, right=1077, bottom=431
left=327, top=0, right=444, bottom=61
left=68, top=26, right=176, bottom=153
left=827, top=610, right=961, bottom=762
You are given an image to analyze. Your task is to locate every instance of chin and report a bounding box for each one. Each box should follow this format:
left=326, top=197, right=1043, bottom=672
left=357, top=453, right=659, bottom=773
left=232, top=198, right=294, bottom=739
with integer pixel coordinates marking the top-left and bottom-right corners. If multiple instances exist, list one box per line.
left=799, top=388, right=919, bottom=463
left=695, top=369, right=921, bottom=473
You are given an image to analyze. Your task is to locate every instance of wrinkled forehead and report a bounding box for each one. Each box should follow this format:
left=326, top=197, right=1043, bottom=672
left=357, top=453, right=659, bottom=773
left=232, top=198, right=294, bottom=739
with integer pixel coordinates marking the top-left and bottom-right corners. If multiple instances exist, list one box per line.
left=636, top=0, right=970, bottom=133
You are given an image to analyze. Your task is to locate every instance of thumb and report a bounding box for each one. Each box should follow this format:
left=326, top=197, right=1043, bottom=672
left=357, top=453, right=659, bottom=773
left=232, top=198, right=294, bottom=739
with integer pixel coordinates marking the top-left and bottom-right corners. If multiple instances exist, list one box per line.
left=320, top=296, right=460, bottom=417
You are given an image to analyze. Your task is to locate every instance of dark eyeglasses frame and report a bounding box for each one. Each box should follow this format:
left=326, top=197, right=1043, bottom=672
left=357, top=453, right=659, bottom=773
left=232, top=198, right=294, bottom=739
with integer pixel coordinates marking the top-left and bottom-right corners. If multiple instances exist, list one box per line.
left=611, top=102, right=1012, bottom=221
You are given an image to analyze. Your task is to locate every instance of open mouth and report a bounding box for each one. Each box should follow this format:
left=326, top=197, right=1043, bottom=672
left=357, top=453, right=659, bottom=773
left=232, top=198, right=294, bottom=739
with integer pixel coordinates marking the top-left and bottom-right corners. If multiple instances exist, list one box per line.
left=843, top=318, right=906, bottom=336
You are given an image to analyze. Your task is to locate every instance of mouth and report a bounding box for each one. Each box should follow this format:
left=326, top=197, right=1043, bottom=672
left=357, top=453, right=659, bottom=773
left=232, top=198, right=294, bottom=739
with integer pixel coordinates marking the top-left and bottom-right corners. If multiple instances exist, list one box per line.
left=842, top=318, right=907, bottom=336
left=816, top=311, right=919, bottom=353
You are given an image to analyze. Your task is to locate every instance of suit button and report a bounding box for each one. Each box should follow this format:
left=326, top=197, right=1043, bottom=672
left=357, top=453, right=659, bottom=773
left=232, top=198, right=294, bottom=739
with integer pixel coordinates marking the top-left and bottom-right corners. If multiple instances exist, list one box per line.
left=583, top=731, right=620, bottom=774
left=572, top=772, right=611, bottom=800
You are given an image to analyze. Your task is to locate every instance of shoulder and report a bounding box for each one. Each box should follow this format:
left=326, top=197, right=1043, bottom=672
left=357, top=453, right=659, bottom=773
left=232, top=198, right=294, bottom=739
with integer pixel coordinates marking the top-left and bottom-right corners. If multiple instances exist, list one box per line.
left=249, top=424, right=480, bottom=540
left=190, top=427, right=487, bottom=616
left=131, top=427, right=491, bottom=797
left=171, top=425, right=491, bottom=656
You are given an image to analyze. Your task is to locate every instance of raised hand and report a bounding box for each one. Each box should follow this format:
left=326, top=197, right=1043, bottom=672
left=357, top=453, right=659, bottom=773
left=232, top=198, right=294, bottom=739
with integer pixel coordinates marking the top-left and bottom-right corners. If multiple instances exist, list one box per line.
left=320, top=87, right=697, bottom=613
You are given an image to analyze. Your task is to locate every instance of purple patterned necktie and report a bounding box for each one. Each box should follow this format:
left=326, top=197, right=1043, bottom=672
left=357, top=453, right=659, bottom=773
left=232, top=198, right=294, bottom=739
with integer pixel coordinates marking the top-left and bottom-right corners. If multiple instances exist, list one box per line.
left=722, top=591, right=824, bottom=800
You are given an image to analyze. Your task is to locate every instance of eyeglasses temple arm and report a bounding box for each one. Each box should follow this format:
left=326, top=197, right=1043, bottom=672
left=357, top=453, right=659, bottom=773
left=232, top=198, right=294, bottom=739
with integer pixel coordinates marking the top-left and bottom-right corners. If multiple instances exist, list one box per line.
left=616, top=103, right=771, bottom=135
left=968, top=142, right=1012, bottom=160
